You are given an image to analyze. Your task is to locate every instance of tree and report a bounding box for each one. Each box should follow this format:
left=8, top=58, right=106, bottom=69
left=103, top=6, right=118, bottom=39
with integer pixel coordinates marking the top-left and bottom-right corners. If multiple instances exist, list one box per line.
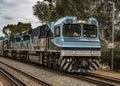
left=0, top=36, right=4, bottom=40
left=33, top=0, right=120, bottom=42
left=2, top=22, right=31, bottom=37
left=33, top=1, right=56, bottom=23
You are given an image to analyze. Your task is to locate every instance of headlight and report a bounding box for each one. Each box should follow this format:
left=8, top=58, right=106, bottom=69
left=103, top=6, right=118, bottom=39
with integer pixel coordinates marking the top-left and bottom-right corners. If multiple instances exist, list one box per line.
left=67, top=59, right=70, bottom=62
left=93, top=59, right=96, bottom=62
left=78, top=20, right=87, bottom=24
left=66, top=58, right=71, bottom=62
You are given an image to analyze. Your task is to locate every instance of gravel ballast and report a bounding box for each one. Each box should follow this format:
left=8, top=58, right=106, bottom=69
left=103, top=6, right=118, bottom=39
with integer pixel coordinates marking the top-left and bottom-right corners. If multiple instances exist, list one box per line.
left=0, top=57, right=97, bottom=86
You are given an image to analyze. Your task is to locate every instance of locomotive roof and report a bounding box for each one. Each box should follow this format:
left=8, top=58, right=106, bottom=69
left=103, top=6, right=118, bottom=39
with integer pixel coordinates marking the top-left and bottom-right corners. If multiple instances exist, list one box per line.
left=54, top=16, right=76, bottom=26
left=31, top=26, right=40, bottom=36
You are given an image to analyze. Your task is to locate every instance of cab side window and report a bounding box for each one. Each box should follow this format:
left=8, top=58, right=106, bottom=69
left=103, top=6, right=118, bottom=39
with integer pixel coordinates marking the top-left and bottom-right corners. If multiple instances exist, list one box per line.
left=54, top=26, right=60, bottom=37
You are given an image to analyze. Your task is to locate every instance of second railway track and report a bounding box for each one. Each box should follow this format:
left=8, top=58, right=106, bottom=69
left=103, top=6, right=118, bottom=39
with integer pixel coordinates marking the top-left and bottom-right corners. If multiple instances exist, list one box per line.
left=71, top=73, right=120, bottom=86
left=0, top=61, right=52, bottom=86
left=85, top=72, right=120, bottom=84
left=0, top=68, right=26, bottom=86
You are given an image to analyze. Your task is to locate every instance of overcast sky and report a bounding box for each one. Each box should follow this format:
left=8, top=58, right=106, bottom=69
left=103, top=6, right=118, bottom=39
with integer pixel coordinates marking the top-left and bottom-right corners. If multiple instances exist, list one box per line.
left=0, top=0, right=43, bottom=36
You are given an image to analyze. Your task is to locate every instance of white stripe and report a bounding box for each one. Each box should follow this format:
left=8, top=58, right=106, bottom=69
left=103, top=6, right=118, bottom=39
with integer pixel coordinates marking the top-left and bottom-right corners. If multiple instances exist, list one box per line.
left=92, top=63, right=98, bottom=69
left=77, top=69, right=81, bottom=72
left=63, top=63, right=69, bottom=70
left=61, top=59, right=65, bottom=67
left=96, top=60, right=100, bottom=65
left=67, top=64, right=72, bottom=72
left=89, top=66, right=94, bottom=71
left=87, top=70, right=91, bottom=72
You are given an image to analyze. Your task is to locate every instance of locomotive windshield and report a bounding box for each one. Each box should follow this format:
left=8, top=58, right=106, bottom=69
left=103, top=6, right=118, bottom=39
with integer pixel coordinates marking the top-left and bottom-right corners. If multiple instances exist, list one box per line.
left=63, top=24, right=81, bottom=37
left=83, top=25, right=97, bottom=38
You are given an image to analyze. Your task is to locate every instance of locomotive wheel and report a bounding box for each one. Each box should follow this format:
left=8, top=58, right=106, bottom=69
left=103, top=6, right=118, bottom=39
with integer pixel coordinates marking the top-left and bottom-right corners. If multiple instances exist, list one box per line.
left=21, top=54, right=27, bottom=62
left=54, top=59, right=60, bottom=69
left=20, top=51, right=29, bottom=62
left=12, top=51, right=17, bottom=59
left=47, top=56, right=52, bottom=68
left=3, top=50, right=8, bottom=57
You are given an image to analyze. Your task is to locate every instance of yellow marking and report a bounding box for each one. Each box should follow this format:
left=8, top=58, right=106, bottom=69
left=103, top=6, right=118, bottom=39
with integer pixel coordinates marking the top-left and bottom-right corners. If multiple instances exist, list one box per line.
left=0, top=82, right=3, bottom=86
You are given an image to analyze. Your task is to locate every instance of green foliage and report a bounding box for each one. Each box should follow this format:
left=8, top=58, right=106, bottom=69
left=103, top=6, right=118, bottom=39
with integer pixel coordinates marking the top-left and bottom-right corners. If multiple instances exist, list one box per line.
left=101, top=42, right=120, bottom=71
left=56, top=0, right=96, bottom=18
left=33, top=0, right=120, bottom=41
left=33, top=1, right=56, bottom=23
left=2, top=22, right=31, bottom=37
left=115, top=29, right=120, bottom=41
left=101, top=49, right=111, bottom=66
left=0, top=36, right=4, bottom=40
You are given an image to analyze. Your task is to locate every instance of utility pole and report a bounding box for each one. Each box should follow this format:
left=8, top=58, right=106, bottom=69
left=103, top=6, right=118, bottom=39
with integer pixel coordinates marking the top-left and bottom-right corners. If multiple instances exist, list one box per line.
left=108, top=1, right=115, bottom=71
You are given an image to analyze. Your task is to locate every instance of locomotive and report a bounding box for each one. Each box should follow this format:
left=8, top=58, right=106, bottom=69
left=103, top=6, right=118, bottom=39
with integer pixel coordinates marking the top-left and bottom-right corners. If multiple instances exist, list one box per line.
left=2, top=16, right=101, bottom=72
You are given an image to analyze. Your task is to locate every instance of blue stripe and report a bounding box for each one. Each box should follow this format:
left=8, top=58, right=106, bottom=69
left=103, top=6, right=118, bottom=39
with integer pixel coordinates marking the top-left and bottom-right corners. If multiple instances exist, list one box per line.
left=62, top=47, right=100, bottom=50
left=64, top=40, right=100, bottom=43
left=63, top=38, right=100, bottom=43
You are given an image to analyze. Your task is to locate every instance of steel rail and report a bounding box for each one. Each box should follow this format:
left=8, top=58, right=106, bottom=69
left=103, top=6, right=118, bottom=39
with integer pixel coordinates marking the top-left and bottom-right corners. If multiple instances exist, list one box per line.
left=0, top=68, right=26, bottom=86
left=71, top=74, right=117, bottom=86
left=0, top=61, right=52, bottom=86
left=84, top=73, right=120, bottom=84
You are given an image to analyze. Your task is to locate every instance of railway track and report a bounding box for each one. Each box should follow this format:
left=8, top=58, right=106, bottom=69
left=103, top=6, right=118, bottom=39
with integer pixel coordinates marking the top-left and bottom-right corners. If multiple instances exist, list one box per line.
left=86, top=72, right=120, bottom=84
left=1, top=57, right=120, bottom=86
left=0, top=61, right=52, bottom=86
left=0, top=68, right=26, bottom=86
left=70, top=73, right=119, bottom=86
left=33, top=64, right=120, bottom=86
left=41, top=66, right=120, bottom=86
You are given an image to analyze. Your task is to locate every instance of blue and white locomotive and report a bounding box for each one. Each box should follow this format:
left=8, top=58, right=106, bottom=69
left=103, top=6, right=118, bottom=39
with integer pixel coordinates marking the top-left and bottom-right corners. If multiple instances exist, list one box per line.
left=3, top=16, right=101, bottom=72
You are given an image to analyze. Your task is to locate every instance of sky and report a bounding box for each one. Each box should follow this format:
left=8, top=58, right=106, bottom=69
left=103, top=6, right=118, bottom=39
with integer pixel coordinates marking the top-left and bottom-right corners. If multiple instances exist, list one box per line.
left=0, top=0, right=43, bottom=36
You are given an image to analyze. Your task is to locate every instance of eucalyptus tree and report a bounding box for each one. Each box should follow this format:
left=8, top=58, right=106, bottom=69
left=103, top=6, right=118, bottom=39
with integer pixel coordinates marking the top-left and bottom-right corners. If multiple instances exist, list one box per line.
left=2, top=22, right=31, bottom=36
left=33, top=0, right=120, bottom=42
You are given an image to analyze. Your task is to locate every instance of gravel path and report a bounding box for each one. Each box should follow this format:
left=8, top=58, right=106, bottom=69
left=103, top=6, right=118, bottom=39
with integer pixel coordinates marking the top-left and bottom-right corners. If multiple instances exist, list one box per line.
left=0, top=63, right=43, bottom=86
left=0, top=72, right=16, bottom=86
left=0, top=57, right=97, bottom=86
left=93, top=70, right=120, bottom=79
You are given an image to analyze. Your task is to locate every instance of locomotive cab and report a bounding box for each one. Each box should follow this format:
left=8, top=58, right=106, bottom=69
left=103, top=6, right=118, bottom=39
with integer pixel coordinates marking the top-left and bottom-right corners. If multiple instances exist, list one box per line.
left=52, top=16, right=101, bottom=72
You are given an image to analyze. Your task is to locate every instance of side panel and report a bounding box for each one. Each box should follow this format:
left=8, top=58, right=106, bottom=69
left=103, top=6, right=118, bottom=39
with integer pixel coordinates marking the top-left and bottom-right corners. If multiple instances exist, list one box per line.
left=61, top=50, right=101, bottom=57
left=29, top=53, right=40, bottom=64
left=39, top=38, right=46, bottom=51
left=47, top=38, right=62, bottom=51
